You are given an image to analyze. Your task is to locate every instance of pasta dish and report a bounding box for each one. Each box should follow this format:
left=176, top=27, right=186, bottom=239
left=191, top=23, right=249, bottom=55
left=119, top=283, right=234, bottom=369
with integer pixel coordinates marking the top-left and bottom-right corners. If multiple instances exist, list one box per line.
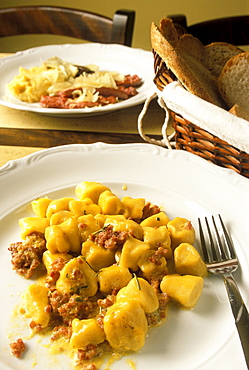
left=7, top=57, right=142, bottom=109
left=8, top=181, right=207, bottom=369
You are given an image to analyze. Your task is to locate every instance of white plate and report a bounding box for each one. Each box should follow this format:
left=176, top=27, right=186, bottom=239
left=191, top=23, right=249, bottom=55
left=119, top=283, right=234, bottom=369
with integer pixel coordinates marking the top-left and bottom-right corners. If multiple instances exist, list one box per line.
left=0, top=43, right=155, bottom=117
left=0, top=143, right=249, bottom=370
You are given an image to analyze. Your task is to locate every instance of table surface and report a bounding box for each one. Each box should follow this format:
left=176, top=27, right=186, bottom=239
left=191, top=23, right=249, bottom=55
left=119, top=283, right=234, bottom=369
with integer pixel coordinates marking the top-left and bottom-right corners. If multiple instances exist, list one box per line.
left=0, top=52, right=167, bottom=167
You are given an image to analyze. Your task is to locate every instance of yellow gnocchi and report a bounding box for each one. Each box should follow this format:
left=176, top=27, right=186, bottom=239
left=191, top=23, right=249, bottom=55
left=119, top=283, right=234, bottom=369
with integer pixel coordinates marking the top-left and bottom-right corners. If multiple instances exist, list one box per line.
left=174, top=243, right=208, bottom=277
left=8, top=180, right=206, bottom=370
left=31, top=197, right=52, bottom=218
left=19, top=217, right=49, bottom=239
left=103, top=300, right=148, bottom=351
left=160, top=274, right=204, bottom=308
left=23, top=284, right=50, bottom=330
left=98, top=265, right=132, bottom=295
left=70, top=318, right=105, bottom=349
left=167, top=217, right=195, bottom=249
left=56, top=256, right=98, bottom=297
left=75, top=181, right=109, bottom=203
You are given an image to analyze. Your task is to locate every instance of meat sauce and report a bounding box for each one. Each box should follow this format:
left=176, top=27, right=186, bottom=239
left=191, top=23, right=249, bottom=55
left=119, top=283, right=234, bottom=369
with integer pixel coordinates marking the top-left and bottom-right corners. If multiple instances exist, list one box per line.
left=8, top=232, right=46, bottom=278
left=40, top=74, right=142, bottom=109
left=8, top=198, right=171, bottom=369
left=9, top=338, right=26, bottom=358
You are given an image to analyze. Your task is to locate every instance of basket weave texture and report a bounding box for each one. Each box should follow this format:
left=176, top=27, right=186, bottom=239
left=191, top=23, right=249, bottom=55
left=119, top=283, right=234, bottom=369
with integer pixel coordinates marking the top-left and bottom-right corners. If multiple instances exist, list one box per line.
left=153, top=51, right=249, bottom=179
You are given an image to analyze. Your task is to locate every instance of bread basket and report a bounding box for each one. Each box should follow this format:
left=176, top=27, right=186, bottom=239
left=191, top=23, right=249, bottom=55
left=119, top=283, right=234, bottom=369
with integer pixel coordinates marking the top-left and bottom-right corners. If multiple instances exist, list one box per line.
left=152, top=50, right=249, bottom=179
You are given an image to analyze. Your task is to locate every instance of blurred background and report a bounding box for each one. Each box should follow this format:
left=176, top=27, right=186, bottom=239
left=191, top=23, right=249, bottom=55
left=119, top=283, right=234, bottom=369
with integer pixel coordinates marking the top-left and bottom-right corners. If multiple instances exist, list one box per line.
left=0, top=0, right=248, bottom=52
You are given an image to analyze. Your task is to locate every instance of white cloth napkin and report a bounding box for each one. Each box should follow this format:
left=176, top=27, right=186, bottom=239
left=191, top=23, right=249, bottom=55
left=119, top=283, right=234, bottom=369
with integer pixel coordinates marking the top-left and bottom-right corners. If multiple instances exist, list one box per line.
left=160, top=81, right=249, bottom=154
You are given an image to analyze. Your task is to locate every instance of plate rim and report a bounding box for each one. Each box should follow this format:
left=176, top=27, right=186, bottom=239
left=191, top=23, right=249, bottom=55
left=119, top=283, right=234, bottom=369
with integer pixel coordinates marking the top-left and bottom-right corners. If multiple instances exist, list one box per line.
left=1, top=143, right=249, bottom=212
left=0, top=143, right=248, bottom=370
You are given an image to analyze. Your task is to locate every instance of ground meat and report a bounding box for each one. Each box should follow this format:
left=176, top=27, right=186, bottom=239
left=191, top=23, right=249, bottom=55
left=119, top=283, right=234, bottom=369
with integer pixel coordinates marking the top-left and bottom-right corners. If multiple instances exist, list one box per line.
left=76, top=341, right=111, bottom=366
left=70, top=267, right=84, bottom=281
left=158, top=292, right=171, bottom=321
left=149, top=274, right=168, bottom=294
left=149, top=247, right=168, bottom=266
left=9, top=338, right=25, bottom=358
left=29, top=321, right=44, bottom=332
left=45, top=257, right=67, bottom=289
left=49, top=290, right=71, bottom=313
left=96, top=314, right=105, bottom=330
left=80, top=364, right=97, bottom=370
left=146, top=311, right=161, bottom=327
left=8, top=232, right=46, bottom=278
left=140, top=202, right=160, bottom=221
left=49, top=257, right=67, bottom=279
left=146, top=293, right=170, bottom=326
left=50, top=325, right=72, bottom=341
left=97, top=294, right=115, bottom=309
left=95, top=294, right=116, bottom=330
left=50, top=291, right=98, bottom=325
left=77, top=344, right=98, bottom=361
left=89, top=225, right=128, bottom=250
left=158, top=292, right=170, bottom=310
left=59, top=296, right=98, bottom=324
left=149, top=277, right=160, bottom=292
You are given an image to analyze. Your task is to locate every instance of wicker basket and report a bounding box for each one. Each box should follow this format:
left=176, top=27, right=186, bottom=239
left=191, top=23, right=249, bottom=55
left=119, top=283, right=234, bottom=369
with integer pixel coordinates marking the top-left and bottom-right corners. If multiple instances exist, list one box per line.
left=153, top=50, right=249, bottom=179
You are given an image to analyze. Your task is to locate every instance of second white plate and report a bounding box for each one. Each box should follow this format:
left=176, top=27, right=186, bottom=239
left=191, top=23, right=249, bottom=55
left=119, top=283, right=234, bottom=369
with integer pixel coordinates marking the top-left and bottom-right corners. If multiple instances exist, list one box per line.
left=0, top=43, right=155, bottom=117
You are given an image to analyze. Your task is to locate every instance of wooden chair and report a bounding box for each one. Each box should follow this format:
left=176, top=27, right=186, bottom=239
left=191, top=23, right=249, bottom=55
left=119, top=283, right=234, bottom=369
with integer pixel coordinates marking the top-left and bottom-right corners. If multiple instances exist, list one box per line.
left=0, top=6, right=135, bottom=46
left=168, top=14, right=249, bottom=45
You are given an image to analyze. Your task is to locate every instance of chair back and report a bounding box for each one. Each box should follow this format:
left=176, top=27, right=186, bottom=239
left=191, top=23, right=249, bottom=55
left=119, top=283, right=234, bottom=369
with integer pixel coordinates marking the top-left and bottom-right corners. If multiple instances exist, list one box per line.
left=0, top=6, right=135, bottom=46
left=168, top=14, right=249, bottom=45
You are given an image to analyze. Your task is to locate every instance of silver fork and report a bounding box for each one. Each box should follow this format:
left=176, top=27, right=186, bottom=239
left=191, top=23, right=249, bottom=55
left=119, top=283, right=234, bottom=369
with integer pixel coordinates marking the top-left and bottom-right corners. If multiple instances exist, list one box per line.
left=198, top=215, right=249, bottom=369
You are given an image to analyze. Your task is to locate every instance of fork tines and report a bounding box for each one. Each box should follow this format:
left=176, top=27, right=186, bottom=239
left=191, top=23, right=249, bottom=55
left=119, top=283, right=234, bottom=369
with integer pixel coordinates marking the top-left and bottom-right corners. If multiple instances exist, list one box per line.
left=198, top=214, right=237, bottom=264
left=198, top=215, right=249, bottom=367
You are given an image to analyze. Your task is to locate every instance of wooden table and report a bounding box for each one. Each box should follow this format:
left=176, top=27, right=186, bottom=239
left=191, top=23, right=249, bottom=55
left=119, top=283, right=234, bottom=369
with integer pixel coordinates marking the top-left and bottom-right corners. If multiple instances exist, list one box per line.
left=0, top=53, right=166, bottom=167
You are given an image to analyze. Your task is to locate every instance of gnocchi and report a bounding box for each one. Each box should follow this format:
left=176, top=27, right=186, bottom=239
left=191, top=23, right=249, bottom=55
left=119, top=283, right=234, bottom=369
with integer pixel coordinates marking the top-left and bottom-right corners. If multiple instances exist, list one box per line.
left=8, top=181, right=206, bottom=369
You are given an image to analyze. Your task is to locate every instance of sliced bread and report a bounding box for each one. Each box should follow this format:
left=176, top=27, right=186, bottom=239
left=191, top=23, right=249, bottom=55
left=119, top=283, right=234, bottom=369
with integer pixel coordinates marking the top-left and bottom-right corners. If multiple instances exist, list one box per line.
left=218, top=52, right=249, bottom=110
left=203, top=42, right=243, bottom=77
left=151, top=18, right=227, bottom=109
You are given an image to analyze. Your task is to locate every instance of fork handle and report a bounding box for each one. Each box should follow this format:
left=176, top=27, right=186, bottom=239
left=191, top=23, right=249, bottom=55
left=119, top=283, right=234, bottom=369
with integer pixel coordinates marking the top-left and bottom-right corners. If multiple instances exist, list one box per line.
left=224, top=274, right=249, bottom=368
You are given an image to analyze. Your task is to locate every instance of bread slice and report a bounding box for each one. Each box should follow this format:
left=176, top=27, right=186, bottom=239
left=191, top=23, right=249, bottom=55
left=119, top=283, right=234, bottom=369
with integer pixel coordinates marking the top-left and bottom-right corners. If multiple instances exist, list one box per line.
left=203, top=42, right=243, bottom=77
left=218, top=52, right=249, bottom=110
left=229, top=104, right=249, bottom=121
left=151, top=18, right=227, bottom=109
left=159, top=17, right=180, bottom=46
